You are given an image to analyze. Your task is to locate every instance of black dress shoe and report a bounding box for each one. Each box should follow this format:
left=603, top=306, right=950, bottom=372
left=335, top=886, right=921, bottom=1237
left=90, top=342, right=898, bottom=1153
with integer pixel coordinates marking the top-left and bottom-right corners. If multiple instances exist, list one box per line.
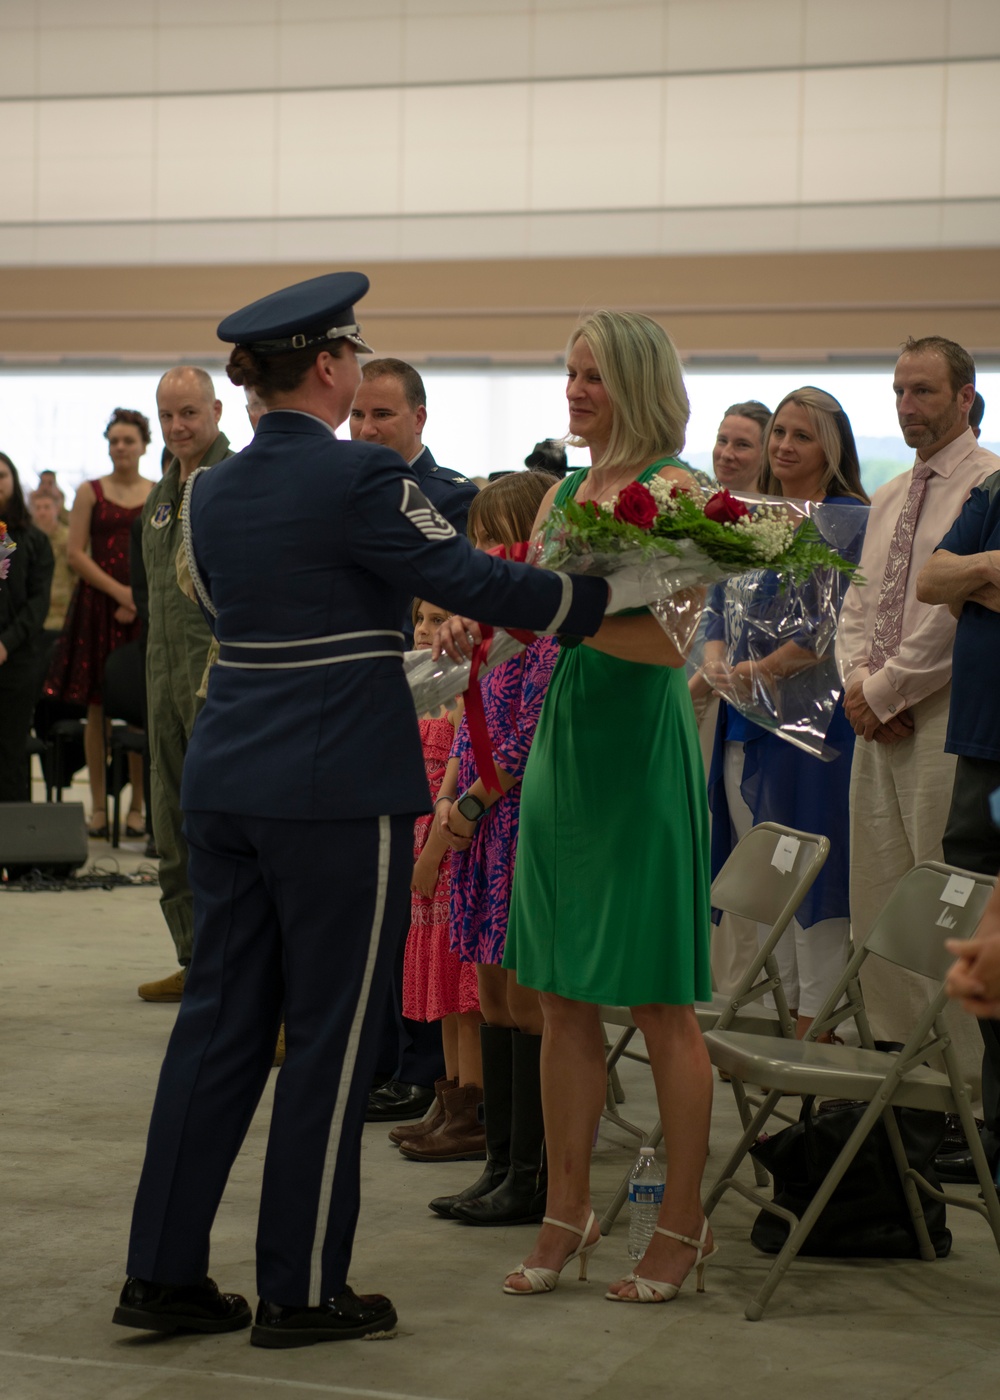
left=112, top=1277, right=252, bottom=1334
left=933, top=1147, right=999, bottom=1185
left=251, top=1287, right=397, bottom=1348
left=365, top=1079, right=436, bottom=1122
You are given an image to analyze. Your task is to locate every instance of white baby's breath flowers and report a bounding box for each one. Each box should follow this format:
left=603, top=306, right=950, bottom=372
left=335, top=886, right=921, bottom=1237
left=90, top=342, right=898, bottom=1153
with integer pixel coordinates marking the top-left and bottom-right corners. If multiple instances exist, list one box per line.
left=646, top=477, right=685, bottom=517
left=647, top=476, right=673, bottom=507
left=733, top=508, right=795, bottom=563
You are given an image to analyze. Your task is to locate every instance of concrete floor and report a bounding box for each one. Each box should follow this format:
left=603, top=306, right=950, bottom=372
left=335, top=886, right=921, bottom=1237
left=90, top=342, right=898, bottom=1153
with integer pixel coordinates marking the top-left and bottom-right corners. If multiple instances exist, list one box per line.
left=3, top=802, right=1000, bottom=1399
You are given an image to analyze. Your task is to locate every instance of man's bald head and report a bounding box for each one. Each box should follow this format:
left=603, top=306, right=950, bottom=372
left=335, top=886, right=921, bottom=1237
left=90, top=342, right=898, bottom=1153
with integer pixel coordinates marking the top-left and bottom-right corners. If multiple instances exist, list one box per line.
left=157, top=365, right=218, bottom=403
left=156, top=365, right=223, bottom=479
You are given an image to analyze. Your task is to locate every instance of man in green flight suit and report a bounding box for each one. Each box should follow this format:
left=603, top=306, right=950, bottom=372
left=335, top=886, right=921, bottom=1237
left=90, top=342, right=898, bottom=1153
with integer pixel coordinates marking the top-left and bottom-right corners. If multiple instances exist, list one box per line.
left=137, top=367, right=232, bottom=1002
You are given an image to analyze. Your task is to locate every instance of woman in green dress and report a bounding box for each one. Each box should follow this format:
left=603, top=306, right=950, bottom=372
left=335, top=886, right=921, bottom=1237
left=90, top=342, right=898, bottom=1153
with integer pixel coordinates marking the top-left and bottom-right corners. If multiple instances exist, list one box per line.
left=435, top=311, right=715, bottom=1304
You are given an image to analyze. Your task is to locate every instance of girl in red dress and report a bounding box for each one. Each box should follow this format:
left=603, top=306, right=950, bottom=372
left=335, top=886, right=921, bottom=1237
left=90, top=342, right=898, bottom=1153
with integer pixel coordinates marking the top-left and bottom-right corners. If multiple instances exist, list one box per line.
left=394, top=599, right=483, bottom=1155
left=46, top=408, right=153, bottom=837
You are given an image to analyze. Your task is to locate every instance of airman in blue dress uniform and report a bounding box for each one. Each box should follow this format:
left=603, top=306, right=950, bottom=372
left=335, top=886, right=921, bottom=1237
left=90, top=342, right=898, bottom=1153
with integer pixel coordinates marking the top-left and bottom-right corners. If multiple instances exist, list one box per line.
left=114, top=270, right=612, bottom=1349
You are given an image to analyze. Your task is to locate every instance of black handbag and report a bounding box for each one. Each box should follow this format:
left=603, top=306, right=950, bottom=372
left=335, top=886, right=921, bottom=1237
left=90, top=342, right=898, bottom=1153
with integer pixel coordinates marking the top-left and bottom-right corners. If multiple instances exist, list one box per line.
left=749, top=1097, right=952, bottom=1258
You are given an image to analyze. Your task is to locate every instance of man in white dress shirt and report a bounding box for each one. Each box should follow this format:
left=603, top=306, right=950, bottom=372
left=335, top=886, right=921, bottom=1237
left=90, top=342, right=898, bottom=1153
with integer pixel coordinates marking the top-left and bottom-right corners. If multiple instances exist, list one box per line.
left=836, top=336, right=1000, bottom=1074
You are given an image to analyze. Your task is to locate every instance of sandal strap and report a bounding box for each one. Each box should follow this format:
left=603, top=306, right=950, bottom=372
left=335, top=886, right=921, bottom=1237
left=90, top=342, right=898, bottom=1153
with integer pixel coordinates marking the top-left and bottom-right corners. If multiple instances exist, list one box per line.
left=654, top=1219, right=709, bottom=1252
left=511, top=1263, right=558, bottom=1291
left=541, top=1210, right=594, bottom=1242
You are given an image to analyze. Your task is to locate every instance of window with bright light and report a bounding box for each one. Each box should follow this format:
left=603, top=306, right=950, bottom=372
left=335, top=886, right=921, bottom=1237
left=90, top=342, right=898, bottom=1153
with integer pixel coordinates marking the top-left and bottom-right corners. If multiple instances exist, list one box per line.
left=3, top=365, right=997, bottom=503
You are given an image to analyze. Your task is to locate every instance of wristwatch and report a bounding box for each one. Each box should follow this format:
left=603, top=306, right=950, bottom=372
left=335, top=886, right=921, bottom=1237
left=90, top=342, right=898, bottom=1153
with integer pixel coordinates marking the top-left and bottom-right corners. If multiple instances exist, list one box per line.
left=456, top=790, right=487, bottom=823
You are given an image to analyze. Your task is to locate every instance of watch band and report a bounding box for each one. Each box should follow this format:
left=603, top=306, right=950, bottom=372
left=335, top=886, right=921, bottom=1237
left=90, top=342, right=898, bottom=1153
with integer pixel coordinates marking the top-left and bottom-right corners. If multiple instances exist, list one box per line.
left=456, top=790, right=487, bottom=823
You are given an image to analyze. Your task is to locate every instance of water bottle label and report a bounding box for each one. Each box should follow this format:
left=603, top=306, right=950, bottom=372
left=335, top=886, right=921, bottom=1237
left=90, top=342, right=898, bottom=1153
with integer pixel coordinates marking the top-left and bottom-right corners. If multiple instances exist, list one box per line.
left=628, top=1184, right=664, bottom=1206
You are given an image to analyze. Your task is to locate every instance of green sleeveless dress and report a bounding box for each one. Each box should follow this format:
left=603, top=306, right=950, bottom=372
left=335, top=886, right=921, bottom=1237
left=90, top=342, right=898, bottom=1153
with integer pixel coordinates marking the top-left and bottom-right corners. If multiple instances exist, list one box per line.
left=502, top=463, right=712, bottom=1006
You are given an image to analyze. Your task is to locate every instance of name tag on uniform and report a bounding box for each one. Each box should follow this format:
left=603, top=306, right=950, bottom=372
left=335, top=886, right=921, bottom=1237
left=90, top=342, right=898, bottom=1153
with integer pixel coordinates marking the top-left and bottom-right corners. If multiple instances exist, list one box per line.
left=151, top=503, right=173, bottom=530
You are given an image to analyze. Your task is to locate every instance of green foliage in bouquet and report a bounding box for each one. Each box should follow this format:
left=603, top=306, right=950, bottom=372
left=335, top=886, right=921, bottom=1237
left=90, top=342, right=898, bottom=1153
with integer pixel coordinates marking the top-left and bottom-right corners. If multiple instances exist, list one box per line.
left=539, top=485, right=863, bottom=588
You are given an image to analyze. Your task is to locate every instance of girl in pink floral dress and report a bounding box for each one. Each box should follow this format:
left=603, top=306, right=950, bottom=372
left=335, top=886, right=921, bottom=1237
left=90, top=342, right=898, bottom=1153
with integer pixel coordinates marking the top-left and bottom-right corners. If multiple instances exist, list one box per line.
left=403, top=472, right=561, bottom=1227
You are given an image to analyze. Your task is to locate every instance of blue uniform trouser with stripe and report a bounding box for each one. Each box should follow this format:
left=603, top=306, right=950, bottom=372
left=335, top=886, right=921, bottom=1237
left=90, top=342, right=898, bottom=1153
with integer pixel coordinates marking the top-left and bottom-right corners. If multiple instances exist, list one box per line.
left=125, top=809, right=414, bottom=1306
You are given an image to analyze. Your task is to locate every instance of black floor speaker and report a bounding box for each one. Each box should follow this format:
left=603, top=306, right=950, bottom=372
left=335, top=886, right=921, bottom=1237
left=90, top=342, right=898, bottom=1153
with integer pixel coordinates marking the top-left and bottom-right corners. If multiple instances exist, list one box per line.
left=0, top=802, right=88, bottom=876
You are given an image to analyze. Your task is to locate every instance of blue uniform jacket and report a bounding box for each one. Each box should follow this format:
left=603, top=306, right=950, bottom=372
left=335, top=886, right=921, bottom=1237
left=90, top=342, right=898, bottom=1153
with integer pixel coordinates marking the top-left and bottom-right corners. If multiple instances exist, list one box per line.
left=411, top=446, right=478, bottom=536
left=181, top=410, right=604, bottom=821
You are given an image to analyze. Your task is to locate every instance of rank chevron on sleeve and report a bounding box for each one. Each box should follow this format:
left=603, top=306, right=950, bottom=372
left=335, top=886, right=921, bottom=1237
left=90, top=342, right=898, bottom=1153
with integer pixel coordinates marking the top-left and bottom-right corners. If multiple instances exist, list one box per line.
left=399, top=478, right=457, bottom=541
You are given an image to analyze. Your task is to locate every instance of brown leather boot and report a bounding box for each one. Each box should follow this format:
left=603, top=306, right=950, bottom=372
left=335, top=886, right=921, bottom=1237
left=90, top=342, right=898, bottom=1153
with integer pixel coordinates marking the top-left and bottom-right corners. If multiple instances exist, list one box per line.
left=137, top=969, right=185, bottom=1002
left=397, top=1084, right=486, bottom=1161
left=388, top=1076, right=456, bottom=1146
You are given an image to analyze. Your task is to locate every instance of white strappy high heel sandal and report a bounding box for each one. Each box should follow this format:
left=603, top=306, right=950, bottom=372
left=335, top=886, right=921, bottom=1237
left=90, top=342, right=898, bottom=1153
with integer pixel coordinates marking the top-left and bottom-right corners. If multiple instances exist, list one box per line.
left=606, top=1219, right=718, bottom=1303
left=503, top=1211, right=601, bottom=1295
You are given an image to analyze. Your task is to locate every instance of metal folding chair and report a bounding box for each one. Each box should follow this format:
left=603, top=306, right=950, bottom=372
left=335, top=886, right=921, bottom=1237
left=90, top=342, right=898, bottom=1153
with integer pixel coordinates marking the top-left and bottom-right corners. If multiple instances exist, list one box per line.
left=599, top=822, right=830, bottom=1232
left=703, top=860, right=1000, bottom=1320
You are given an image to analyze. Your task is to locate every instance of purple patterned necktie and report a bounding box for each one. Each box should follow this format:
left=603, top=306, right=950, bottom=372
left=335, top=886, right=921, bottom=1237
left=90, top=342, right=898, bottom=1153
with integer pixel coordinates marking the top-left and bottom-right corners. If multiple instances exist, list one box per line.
left=868, top=462, right=934, bottom=673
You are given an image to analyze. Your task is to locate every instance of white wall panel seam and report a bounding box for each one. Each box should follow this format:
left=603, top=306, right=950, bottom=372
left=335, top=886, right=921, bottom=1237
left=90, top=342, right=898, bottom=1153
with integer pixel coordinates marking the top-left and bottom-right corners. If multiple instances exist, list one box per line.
left=1, top=53, right=998, bottom=106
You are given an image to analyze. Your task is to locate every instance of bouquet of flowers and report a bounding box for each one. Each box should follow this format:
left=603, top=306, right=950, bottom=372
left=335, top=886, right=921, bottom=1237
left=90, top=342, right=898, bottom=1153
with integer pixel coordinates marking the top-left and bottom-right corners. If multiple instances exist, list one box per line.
left=532, top=479, right=863, bottom=654
left=689, top=496, right=869, bottom=759
left=405, top=482, right=865, bottom=736
left=405, top=626, right=528, bottom=719
left=406, top=541, right=536, bottom=720
left=0, top=521, right=16, bottom=581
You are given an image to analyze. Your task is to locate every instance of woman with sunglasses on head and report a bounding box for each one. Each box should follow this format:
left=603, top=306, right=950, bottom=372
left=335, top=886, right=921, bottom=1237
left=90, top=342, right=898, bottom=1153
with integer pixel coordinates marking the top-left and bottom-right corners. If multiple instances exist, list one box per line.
left=704, top=387, right=869, bottom=1040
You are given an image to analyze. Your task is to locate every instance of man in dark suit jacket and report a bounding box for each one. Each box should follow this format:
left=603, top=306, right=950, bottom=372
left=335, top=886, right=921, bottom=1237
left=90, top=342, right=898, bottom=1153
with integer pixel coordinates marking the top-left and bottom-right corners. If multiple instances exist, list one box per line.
left=350, top=357, right=477, bottom=536
left=115, top=271, right=614, bottom=1349
left=351, top=357, right=480, bottom=1122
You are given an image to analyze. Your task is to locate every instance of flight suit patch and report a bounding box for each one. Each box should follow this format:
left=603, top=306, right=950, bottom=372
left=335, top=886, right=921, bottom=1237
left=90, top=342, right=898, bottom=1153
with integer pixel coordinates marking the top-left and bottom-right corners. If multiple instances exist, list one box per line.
left=399, top=479, right=456, bottom=541
left=151, top=503, right=173, bottom=530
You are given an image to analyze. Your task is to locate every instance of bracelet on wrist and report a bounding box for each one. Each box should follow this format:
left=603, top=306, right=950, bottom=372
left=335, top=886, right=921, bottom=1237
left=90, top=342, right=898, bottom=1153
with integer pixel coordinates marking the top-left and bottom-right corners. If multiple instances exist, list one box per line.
left=433, top=794, right=455, bottom=806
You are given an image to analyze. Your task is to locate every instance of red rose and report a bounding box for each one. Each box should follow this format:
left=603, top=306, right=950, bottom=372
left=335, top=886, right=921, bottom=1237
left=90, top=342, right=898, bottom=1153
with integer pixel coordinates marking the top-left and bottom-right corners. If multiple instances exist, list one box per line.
left=613, top=482, right=658, bottom=529
left=704, top=489, right=750, bottom=524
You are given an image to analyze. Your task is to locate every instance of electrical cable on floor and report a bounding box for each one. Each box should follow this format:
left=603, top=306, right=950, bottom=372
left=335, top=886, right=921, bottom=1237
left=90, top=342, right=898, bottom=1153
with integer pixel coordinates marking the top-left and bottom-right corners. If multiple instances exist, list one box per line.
left=0, top=858, right=160, bottom=892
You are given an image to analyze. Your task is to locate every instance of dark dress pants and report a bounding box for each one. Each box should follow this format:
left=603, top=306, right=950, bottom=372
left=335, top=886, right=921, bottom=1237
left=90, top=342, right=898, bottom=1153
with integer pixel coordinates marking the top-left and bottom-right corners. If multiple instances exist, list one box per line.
left=942, top=756, right=1000, bottom=1166
left=373, top=909, right=446, bottom=1086
left=125, top=809, right=414, bottom=1306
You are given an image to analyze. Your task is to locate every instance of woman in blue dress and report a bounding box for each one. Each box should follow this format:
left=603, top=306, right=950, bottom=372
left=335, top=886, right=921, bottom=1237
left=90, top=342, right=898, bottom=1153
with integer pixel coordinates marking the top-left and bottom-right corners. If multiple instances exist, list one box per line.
left=704, top=387, right=869, bottom=1039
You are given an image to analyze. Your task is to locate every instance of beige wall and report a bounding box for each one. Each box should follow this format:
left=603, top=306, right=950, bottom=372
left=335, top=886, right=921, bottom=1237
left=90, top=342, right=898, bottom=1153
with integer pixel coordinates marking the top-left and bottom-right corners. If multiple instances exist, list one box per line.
left=2, top=2, right=999, bottom=270
left=1, top=248, right=997, bottom=363
left=2, top=3, right=997, bottom=365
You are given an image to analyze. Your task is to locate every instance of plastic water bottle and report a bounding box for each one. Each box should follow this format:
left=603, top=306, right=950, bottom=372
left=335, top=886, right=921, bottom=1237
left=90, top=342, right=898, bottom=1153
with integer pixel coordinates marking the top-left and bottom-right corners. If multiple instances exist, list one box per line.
left=627, top=1145, right=665, bottom=1260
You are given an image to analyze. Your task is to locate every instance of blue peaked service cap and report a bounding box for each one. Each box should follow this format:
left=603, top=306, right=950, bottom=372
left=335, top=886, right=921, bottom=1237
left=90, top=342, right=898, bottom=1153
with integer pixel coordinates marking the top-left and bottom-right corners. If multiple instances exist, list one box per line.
left=217, top=271, right=374, bottom=355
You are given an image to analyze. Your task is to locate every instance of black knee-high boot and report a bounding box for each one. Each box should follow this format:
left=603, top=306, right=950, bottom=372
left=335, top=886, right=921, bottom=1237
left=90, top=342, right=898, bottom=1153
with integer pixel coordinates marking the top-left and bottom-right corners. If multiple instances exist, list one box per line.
left=428, top=1023, right=513, bottom=1218
left=451, top=1028, right=546, bottom=1226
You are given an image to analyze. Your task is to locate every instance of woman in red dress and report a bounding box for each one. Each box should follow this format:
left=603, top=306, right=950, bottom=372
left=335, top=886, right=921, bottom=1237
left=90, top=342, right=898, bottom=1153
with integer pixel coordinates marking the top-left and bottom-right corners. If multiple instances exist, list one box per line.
left=46, top=408, right=153, bottom=836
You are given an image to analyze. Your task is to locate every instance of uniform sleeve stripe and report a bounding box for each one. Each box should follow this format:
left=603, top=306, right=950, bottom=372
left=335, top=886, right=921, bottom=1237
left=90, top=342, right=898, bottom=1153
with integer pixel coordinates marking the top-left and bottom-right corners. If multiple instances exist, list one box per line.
left=540, top=571, right=573, bottom=634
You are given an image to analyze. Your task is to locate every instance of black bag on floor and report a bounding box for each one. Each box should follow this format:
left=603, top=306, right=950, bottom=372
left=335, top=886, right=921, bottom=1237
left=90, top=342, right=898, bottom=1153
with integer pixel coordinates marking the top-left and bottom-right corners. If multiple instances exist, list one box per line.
left=749, top=1096, right=952, bottom=1258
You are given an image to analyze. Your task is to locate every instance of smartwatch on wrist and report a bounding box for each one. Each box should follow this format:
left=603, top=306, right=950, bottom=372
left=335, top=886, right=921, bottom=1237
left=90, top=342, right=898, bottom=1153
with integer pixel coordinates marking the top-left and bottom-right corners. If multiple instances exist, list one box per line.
left=456, top=790, right=487, bottom=823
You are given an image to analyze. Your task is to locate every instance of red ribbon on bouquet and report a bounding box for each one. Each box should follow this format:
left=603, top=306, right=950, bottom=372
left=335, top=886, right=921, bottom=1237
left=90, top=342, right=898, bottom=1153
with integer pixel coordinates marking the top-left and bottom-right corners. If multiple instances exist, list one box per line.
left=466, top=542, right=537, bottom=796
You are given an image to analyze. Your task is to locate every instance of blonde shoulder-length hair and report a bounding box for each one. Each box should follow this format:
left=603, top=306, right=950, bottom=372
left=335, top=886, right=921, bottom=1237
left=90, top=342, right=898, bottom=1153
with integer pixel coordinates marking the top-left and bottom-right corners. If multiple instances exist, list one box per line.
left=759, top=387, right=870, bottom=503
left=566, top=311, right=690, bottom=472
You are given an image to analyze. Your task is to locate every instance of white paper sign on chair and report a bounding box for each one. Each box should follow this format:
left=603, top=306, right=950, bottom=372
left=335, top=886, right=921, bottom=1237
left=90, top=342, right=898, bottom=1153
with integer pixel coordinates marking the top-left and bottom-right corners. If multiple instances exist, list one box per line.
left=940, top=874, right=975, bottom=908
left=771, top=834, right=800, bottom=875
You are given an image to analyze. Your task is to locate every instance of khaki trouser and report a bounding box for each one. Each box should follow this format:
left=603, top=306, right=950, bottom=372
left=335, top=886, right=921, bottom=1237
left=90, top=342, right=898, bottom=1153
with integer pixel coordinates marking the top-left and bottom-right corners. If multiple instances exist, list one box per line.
left=849, top=684, right=983, bottom=1096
